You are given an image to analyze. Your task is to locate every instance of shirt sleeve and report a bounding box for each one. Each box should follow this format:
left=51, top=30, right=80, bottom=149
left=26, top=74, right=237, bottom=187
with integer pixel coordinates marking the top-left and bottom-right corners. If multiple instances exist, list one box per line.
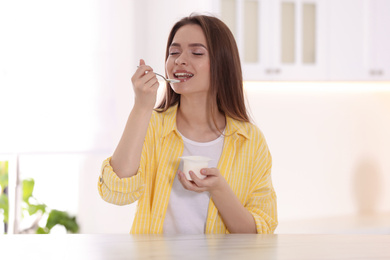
left=97, top=111, right=160, bottom=206
left=97, top=157, right=145, bottom=206
left=246, top=135, right=278, bottom=234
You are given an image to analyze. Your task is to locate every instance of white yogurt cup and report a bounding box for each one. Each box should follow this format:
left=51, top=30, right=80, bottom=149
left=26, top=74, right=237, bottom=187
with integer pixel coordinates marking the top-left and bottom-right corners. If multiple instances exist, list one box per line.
left=179, top=156, right=212, bottom=180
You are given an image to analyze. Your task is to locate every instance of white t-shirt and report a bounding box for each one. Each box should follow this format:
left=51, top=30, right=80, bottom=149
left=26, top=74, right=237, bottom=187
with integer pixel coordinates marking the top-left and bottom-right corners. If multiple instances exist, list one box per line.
left=163, top=131, right=224, bottom=235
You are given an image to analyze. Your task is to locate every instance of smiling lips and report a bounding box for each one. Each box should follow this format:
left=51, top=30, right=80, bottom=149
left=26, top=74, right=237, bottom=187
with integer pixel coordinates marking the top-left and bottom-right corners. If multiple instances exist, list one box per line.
left=173, top=71, right=194, bottom=81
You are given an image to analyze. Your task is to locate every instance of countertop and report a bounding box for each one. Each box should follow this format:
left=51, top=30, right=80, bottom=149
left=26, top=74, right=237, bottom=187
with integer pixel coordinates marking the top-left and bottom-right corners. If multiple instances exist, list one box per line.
left=1, top=234, right=390, bottom=259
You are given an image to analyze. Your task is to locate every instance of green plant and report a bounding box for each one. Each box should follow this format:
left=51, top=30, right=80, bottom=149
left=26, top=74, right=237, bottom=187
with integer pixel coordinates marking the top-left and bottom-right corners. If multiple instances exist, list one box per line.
left=0, top=161, right=9, bottom=233
left=0, top=161, right=79, bottom=234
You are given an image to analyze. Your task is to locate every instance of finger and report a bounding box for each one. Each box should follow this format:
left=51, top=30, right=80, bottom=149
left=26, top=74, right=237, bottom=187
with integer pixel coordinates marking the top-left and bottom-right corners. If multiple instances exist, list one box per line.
left=188, top=172, right=209, bottom=193
left=200, top=169, right=208, bottom=177
left=178, top=171, right=192, bottom=188
left=178, top=171, right=203, bottom=193
left=189, top=171, right=204, bottom=187
left=135, top=65, right=153, bottom=78
left=133, top=69, right=157, bottom=88
left=133, top=60, right=153, bottom=80
left=136, top=59, right=150, bottom=74
left=200, top=168, right=219, bottom=177
left=143, top=76, right=159, bottom=90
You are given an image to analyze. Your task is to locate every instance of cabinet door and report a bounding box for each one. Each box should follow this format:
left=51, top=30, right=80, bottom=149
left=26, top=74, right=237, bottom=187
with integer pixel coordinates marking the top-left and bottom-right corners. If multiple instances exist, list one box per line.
left=367, top=0, right=390, bottom=79
left=328, top=0, right=367, bottom=80
left=218, top=0, right=328, bottom=81
left=270, top=0, right=328, bottom=80
left=329, top=0, right=390, bottom=81
left=218, top=0, right=272, bottom=80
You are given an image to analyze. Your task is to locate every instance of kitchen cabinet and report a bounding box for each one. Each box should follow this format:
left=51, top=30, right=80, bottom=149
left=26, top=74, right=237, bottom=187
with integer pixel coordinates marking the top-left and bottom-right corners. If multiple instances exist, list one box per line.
left=216, top=0, right=329, bottom=81
left=216, top=0, right=390, bottom=81
left=366, top=0, right=390, bottom=80
left=328, top=0, right=366, bottom=80
left=328, top=0, right=390, bottom=81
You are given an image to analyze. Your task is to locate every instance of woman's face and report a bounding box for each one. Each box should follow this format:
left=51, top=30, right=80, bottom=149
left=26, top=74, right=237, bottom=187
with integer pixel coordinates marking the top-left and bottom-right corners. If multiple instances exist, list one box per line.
left=165, top=24, right=210, bottom=96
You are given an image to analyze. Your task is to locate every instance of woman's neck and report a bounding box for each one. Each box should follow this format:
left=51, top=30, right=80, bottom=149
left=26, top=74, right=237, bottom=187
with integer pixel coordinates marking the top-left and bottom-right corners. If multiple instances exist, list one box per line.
left=176, top=96, right=226, bottom=142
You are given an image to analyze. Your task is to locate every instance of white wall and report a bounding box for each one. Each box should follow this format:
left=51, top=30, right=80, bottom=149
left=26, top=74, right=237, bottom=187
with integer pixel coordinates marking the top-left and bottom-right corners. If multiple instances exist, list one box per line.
left=244, top=82, right=390, bottom=233
left=0, top=0, right=103, bottom=153
left=132, top=0, right=217, bottom=74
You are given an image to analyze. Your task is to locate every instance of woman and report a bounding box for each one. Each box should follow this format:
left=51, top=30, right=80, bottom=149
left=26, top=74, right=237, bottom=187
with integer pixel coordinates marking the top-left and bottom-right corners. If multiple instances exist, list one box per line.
left=98, top=14, right=277, bottom=234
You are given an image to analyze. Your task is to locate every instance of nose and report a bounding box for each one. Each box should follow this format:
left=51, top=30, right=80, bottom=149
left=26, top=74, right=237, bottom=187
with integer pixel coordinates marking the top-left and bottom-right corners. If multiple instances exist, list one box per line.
left=175, top=53, right=188, bottom=65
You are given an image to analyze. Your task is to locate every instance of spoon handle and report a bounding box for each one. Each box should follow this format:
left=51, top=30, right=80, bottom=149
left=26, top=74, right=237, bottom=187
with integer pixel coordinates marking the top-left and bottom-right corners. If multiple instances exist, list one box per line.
left=136, top=66, right=179, bottom=83
left=155, top=72, right=180, bottom=83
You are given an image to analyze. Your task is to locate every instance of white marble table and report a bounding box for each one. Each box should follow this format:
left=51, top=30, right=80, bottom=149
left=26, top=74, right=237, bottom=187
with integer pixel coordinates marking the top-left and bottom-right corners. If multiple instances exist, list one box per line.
left=1, top=234, right=390, bottom=259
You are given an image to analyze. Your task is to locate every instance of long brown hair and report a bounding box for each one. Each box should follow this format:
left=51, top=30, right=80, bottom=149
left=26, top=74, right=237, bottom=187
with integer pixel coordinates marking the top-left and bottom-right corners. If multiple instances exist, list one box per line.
left=156, top=14, right=250, bottom=123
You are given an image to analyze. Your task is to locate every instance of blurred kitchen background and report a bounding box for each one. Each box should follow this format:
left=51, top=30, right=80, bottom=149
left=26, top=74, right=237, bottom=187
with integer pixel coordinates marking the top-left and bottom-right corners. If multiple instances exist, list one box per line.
left=0, top=0, right=389, bottom=234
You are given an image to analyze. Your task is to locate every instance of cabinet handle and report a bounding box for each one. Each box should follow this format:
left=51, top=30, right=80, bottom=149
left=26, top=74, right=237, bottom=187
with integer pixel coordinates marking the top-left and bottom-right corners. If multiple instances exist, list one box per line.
left=265, top=68, right=282, bottom=74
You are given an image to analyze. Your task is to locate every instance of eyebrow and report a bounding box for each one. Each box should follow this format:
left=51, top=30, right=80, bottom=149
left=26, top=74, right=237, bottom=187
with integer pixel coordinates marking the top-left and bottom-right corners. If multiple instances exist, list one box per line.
left=170, top=42, right=208, bottom=50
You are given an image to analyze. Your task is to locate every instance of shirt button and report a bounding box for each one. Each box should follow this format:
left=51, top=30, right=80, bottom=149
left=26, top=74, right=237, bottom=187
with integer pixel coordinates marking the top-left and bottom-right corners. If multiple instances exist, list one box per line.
left=99, top=175, right=103, bottom=184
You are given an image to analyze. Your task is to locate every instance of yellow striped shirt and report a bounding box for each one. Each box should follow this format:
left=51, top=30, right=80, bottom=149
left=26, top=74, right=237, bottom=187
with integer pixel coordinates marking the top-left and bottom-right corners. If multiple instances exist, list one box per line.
left=98, top=105, right=277, bottom=234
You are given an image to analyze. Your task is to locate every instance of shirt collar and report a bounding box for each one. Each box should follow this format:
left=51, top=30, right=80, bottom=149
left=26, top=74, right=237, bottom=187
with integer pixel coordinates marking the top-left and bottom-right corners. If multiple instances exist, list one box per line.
left=225, top=116, right=251, bottom=140
left=161, top=104, right=180, bottom=138
left=161, top=104, right=250, bottom=140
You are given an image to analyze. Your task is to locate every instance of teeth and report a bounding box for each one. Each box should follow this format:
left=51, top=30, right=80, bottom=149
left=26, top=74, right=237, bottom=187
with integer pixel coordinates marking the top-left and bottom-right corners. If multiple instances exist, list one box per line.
left=174, top=72, right=194, bottom=78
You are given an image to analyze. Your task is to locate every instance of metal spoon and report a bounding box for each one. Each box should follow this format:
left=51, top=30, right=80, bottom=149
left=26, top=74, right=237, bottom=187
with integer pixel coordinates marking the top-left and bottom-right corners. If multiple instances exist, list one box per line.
left=137, top=66, right=180, bottom=83
left=154, top=72, right=180, bottom=84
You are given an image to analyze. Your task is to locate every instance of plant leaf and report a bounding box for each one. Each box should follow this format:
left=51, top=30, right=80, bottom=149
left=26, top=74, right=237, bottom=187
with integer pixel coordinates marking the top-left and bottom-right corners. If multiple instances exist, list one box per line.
left=46, top=210, right=79, bottom=233
left=27, top=203, right=46, bottom=215
left=0, top=161, right=8, bottom=175
left=0, top=161, right=8, bottom=190
left=22, top=179, right=35, bottom=202
left=0, top=194, right=9, bottom=223
left=36, top=227, right=49, bottom=234
left=0, top=174, right=8, bottom=193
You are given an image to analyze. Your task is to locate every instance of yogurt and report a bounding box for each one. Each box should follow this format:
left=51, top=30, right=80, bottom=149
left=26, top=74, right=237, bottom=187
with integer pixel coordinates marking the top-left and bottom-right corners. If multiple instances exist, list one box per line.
left=179, top=156, right=212, bottom=180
